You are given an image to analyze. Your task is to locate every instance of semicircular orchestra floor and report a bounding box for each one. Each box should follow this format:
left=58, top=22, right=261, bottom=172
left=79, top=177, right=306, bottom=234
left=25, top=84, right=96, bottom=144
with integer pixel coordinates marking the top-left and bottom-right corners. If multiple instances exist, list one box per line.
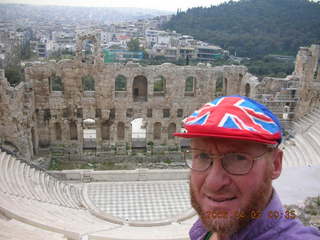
left=86, top=180, right=191, bottom=222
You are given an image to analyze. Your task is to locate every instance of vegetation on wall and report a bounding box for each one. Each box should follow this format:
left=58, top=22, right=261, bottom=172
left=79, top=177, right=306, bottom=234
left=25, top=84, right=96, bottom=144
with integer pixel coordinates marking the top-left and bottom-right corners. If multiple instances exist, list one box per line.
left=4, top=64, right=25, bottom=86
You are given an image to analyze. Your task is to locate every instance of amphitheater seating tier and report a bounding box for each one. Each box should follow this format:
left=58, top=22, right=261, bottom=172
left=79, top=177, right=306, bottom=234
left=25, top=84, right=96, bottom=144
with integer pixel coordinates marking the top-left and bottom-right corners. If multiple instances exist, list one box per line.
left=282, top=107, right=320, bottom=167
left=1, top=106, right=320, bottom=239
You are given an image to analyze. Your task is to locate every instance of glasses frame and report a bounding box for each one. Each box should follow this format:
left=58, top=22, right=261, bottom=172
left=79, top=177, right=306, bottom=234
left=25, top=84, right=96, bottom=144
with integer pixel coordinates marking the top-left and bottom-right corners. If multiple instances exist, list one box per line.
left=184, top=146, right=275, bottom=175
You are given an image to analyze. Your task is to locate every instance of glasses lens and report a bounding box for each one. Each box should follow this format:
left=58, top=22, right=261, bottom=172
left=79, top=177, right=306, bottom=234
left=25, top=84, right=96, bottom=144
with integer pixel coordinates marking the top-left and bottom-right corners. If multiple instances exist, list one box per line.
left=185, top=150, right=212, bottom=171
left=222, top=153, right=252, bottom=174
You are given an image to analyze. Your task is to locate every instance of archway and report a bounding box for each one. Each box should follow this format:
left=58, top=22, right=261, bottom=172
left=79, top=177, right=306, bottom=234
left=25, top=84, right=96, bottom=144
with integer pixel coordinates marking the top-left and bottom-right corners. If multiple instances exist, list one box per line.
left=131, top=118, right=146, bottom=148
left=83, top=118, right=96, bottom=149
left=133, top=75, right=148, bottom=102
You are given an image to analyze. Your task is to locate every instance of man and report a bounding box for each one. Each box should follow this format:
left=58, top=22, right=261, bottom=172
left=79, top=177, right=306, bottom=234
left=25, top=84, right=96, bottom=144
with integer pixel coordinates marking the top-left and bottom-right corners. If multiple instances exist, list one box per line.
left=174, top=95, right=320, bottom=240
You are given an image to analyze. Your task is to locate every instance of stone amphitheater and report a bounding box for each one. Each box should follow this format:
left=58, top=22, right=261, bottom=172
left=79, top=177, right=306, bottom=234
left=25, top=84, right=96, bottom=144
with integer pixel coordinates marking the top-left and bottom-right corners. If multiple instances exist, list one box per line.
left=0, top=35, right=320, bottom=239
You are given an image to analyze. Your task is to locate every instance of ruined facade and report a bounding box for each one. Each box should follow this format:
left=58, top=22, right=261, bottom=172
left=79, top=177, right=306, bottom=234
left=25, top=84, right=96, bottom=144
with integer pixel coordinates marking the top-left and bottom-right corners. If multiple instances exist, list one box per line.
left=0, top=33, right=253, bottom=161
left=294, top=45, right=320, bottom=118
left=0, top=32, right=319, bottom=161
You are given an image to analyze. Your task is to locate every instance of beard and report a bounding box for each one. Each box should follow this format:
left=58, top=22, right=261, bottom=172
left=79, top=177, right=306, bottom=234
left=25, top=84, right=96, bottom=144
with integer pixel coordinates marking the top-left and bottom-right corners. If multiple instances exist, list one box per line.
left=190, top=166, right=273, bottom=236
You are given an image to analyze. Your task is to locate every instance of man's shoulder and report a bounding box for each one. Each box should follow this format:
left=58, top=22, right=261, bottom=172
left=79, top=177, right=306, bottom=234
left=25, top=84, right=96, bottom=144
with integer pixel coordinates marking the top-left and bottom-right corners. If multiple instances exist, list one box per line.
left=269, top=218, right=320, bottom=240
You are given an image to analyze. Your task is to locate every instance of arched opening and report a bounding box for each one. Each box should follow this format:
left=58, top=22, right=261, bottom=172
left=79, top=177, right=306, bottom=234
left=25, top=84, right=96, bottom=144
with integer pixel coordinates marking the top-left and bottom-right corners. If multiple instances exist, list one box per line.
left=70, top=121, right=78, bottom=140
left=153, top=122, right=162, bottom=140
left=131, top=118, right=146, bottom=148
left=101, top=120, right=111, bottom=140
left=153, top=75, right=166, bottom=94
left=115, top=75, right=127, bottom=91
left=185, top=76, right=195, bottom=92
left=82, top=75, right=95, bottom=91
left=133, top=75, right=148, bottom=102
left=168, top=123, right=176, bottom=140
left=50, top=74, right=63, bottom=92
left=83, top=118, right=96, bottom=149
left=54, top=122, right=62, bottom=141
left=245, top=83, right=250, bottom=97
left=117, top=122, right=125, bottom=140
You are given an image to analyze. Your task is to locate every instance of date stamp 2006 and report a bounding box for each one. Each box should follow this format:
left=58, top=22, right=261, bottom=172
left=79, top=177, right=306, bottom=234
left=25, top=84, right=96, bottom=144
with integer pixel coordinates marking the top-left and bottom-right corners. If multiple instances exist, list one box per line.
left=202, top=209, right=296, bottom=220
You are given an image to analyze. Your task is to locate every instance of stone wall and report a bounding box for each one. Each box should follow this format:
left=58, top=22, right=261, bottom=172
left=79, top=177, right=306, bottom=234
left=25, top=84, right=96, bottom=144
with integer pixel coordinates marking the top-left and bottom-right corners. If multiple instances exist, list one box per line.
left=1, top=32, right=317, bottom=161
left=0, top=69, right=35, bottom=160
left=294, top=45, right=320, bottom=118
left=25, top=60, right=248, bottom=158
left=0, top=30, right=251, bottom=161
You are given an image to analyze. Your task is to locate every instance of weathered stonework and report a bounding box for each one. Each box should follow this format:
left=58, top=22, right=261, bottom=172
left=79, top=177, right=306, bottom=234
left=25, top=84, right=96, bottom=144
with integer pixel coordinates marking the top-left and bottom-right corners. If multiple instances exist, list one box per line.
left=0, top=51, right=250, bottom=160
left=0, top=34, right=318, bottom=161
left=294, top=45, right=320, bottom=118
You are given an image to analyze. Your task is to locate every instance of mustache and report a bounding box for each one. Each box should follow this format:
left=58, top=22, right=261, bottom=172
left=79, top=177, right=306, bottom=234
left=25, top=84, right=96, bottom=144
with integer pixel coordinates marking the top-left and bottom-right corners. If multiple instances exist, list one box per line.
left=202, top=185, right=238, bottom=196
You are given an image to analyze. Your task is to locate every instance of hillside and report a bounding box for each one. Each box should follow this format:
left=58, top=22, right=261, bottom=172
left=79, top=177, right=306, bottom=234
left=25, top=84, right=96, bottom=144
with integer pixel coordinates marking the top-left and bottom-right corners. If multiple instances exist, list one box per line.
left=163, top=0, right=320, bottom=57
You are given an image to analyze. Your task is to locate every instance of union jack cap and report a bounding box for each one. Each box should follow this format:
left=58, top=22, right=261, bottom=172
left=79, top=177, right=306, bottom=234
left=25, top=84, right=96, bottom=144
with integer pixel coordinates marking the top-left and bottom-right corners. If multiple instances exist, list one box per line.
left=174, top=95, right=282, bottom=145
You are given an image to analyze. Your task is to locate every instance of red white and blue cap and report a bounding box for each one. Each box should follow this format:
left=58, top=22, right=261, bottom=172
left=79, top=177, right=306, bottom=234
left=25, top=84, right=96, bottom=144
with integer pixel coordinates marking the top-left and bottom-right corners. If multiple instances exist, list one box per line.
left=174, top=95, right=282, bottom=145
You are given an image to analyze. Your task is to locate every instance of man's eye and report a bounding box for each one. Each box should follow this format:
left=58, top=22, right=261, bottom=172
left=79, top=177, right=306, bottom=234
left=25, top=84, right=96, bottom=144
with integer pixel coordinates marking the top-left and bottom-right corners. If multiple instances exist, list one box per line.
left=235, top=154, right=247, bottom=161
left=199, top=152, right=210, bottom=160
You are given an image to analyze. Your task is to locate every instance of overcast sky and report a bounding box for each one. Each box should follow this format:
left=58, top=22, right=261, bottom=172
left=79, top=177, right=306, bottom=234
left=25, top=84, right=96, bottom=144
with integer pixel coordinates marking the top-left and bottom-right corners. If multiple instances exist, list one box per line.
left=0, top=0, right=232, bottom=12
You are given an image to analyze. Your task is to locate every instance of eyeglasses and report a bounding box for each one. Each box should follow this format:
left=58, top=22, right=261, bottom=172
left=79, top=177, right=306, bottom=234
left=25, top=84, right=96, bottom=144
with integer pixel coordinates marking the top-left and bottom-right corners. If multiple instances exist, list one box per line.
left=184, top=147, right=273, bottom=175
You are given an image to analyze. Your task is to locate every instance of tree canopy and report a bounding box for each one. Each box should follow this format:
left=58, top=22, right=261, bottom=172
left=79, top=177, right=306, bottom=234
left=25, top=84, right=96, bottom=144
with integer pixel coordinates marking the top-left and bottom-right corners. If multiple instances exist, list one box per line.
left=163, top=0, right=320, bottom=57
left=127, top=38, right=141, bottom=52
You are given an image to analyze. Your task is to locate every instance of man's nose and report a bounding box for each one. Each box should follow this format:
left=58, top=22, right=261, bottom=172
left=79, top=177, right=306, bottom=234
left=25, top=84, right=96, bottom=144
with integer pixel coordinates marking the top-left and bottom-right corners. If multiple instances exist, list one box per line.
left=203, top=158, right=232, bottom=192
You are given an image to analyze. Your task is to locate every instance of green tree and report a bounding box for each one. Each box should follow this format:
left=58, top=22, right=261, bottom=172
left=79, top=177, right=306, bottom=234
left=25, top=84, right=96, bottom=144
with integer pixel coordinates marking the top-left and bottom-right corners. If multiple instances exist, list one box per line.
left=163, top=0, right=320, bottom=58
left=5, top=65, right=24, bottom=86
left=127, top=38, right=141, bottom=52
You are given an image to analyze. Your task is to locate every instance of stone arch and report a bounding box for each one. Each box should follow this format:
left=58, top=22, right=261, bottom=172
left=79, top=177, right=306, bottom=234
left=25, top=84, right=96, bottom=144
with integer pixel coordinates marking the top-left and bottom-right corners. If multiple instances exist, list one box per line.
left=133, top=75, right=148, bottom=102
left=83, top=118, right=96, bottom=149
left=153, top=75, right=166, bottom=93
left=115, top=75, right=127, bottom=91
left=117, top=122, right=125, bottom=140
left=131, top=118, right=146, bottom=148
left=153, top=122, right=162, bottom=140
left=185, top=76, right=195, bottom=92
left=168, top=123, right=176, bottom=140
left=70, top=121, right=78, bottom=140
left=50, top=74, right=63, bottom=92
left=54, top=122, right=62, bottom=141
left=101, top=120, right=111, bottom=140
left=245, top=83, right=251, bottom=97
left=82, top=75, right=95, bottom=91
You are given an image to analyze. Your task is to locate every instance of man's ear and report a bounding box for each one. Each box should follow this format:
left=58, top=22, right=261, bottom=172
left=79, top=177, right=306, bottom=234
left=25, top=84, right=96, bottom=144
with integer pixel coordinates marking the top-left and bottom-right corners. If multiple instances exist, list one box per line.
left=271, top=149, right=283, bottom=180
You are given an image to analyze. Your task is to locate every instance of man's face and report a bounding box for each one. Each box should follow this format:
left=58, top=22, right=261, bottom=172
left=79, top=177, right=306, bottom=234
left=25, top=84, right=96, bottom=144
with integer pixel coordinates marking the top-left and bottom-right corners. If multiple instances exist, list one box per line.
left=190, top=137, right=282, bottom=235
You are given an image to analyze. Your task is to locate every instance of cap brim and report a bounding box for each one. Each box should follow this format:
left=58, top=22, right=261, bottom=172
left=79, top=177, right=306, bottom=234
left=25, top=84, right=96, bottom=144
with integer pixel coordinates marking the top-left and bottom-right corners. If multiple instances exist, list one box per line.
left=173, top=132, right=279, bottom=145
